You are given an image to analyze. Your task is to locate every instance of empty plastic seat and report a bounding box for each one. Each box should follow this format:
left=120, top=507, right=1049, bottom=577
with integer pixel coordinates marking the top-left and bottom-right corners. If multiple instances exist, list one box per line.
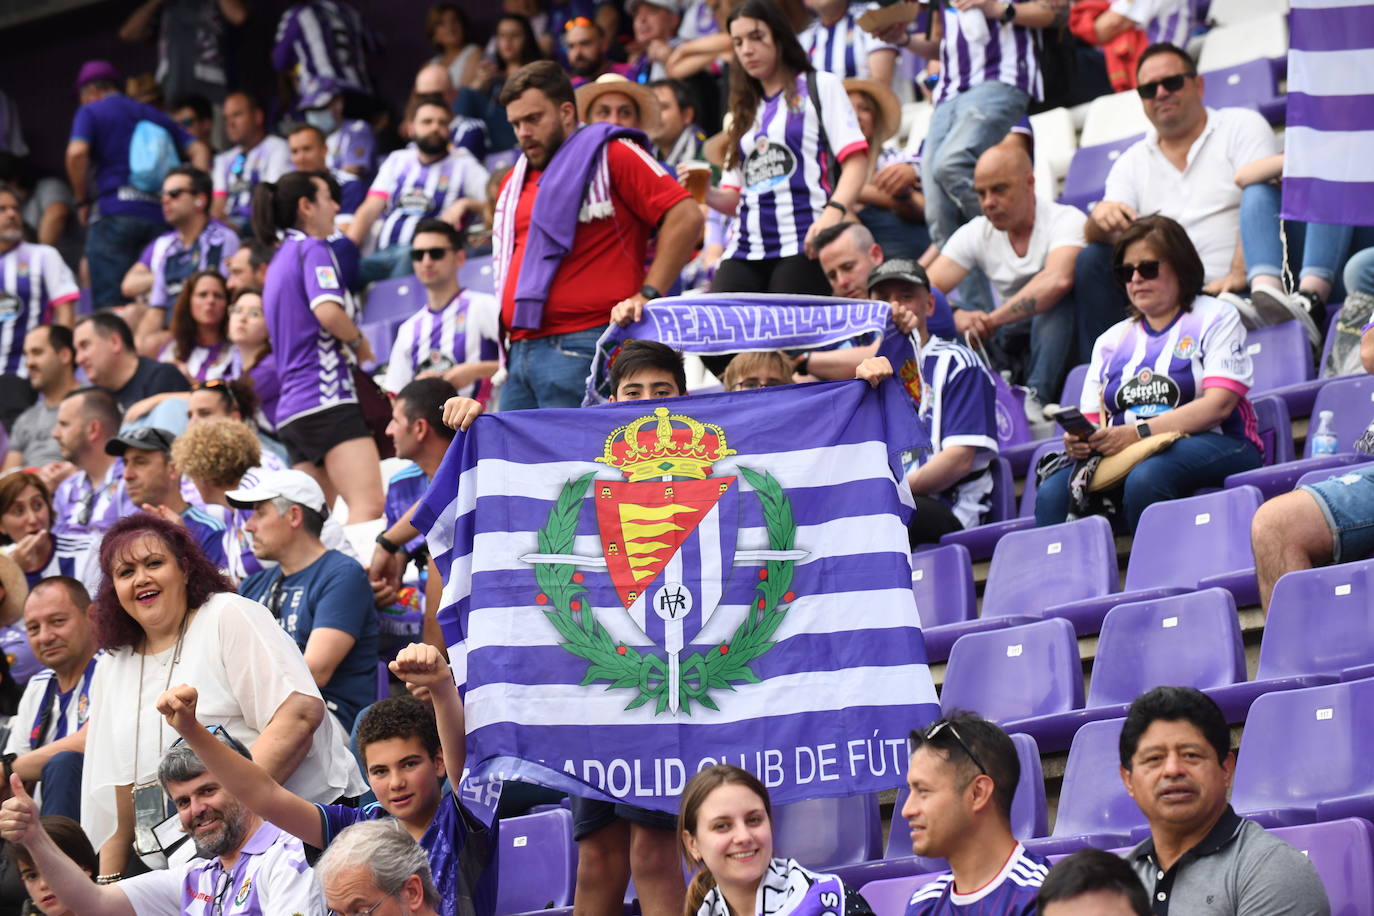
left=496, top=807, right=577, bottom=913
left=459, top=253, right=495, bottom=294
left=363, top=275, right=426, bottom=322
left=941, top=618, right=1084, bottom=728
left=1231, top=678, right=1374, bottom=826
left=982, top=516, right=1119, bottom=626
left=911, top=543, right=975, bottom=630
left=1201, top=59, right=1285, bottom=123
left=1206, top=560, right=1374, bottom=718
left=1079, top=91, right=1151, bottom=148
left=1225, top=376, right=1374, bottom=497
left=1008, top=588, right=1247, bottom=751
left=1206, top=0, right=1289, bottom=26
left=771, top=794, right=882, bottom=869
left=858, top=873, right=944, bottom=916
left=1058, top=134, right=1144, bottom=213
left=1049, top=485, right=1264, bottom=632
left=1197, top=13, right=1289, bottom=72
left=1255, top=316, right=1348, bottom=418
left=360, top=317, right=404, bottom=368
left=1030, top=107, right=1078, bottom=192
left=1024, top=718, right=1147, bottom=856
left=1269, top=819, right=1374, bottom=916
left=1247, top=321, right=1315, bottom=398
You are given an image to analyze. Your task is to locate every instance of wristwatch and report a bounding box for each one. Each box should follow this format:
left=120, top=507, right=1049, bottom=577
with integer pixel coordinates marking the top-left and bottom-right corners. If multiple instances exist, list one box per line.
left=640, top=284, right=661, bottom=300
left=824, top=200, right=848, bottom=215
left=375, top=532, right=402, bottom=554
left=1000, top=2, right=1017, bottom=23
left=1135, top=420, right=1152, bottom=439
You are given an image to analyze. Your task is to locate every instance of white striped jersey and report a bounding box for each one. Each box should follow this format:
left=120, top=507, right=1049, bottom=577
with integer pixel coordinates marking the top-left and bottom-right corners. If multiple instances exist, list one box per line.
left=1110, top=0, right=1192, bottom=48
left=720, top=70, right=867, bottom=261
left=906, top=844, right=1049, bottom=916
left=919, top=337, right=1000, bottom=528
left=934, top=4, right=1043, bottom=104
left=272, top=0, right=377, bottom=96
left=146, top=220, right=239, bottom=310
left=212, top=136, right=292, bottom=227
left=0, top=242, right=78, bottom=376
left=326, top=118, right=375, bottom=175
left=801, top=3, right=902, bottom=79
left=157, top=339, right=236, bottom=383
left=366, top=146, right=489, bottom=250
left=382, top=289, right=501, bottom=398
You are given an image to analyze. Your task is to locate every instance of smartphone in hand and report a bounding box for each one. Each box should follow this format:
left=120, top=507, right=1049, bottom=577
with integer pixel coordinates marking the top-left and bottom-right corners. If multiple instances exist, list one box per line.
left=1051, top=406, right=1096, bottom=438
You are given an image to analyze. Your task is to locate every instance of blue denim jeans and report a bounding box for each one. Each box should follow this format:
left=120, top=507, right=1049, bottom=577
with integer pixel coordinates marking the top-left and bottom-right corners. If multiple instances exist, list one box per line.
left=500, top=327, right=604, bottom=411
left=923, top=82, right=1030, bottom=314
left=1072, top=242, right=1129, bottom=365
left=39, top=751, right=84, bottom=820
left=1035, top=433, right=1262, bottom=533
left=86, top=214, right=165, bottom=309
left=1240, top=184, right=1374, bottom=296
left=996, top=290, right=1076, bottom=403
left=359, top=244, right=414, bottom=285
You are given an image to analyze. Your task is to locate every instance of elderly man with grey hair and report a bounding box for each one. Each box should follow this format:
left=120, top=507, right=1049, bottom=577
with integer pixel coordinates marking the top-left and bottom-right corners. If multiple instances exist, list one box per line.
left=0, top=736, right=323, bottom=914
left=318, top=819, right=442, bottom=916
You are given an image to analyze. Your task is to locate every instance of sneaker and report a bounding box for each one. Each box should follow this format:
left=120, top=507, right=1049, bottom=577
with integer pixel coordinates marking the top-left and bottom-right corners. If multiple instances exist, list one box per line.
left=1218, top=291, right=1263, bottom=329
left=1250, top=286, right=1322, bottom=347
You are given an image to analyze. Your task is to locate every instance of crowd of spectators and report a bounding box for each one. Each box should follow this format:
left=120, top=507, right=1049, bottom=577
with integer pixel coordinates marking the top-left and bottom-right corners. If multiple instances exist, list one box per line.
left=0, top=0, right=1367, bottom=914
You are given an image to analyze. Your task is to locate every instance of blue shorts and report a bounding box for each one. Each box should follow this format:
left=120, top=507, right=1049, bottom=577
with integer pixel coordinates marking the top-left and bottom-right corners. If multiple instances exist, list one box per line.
left=569, top=796, right=677, bottom=841
left=1300, top=466, right=1374, bottom=563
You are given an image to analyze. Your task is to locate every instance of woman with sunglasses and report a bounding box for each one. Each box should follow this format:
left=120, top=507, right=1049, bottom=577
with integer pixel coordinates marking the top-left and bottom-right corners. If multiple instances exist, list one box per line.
left=1035, top=215, right=1263, bottom=532
left=79, top=511, right=362, bottom=877
left=251, top=171, right=384, bottom=523
left=680, top=764, right=873, bottom=916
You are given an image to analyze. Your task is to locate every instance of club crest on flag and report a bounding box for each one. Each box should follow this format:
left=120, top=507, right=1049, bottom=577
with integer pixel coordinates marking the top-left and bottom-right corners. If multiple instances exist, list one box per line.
left=521, top=407, right=808, bottom=716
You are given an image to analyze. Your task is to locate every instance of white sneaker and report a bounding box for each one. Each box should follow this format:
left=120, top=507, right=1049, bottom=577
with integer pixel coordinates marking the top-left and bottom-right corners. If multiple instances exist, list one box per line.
left=1249, top=286, right=1322, bottom=347
left=1219, top=291, right=1262, bottom=328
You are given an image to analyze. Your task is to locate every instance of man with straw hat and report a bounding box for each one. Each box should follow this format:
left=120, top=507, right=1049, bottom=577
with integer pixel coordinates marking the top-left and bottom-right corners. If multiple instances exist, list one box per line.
left=576, top=73, right=662, bottom=134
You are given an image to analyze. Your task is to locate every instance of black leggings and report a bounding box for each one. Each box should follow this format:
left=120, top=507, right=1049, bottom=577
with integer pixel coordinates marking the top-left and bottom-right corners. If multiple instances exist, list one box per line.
left=711, top=254, right=830, bottom=295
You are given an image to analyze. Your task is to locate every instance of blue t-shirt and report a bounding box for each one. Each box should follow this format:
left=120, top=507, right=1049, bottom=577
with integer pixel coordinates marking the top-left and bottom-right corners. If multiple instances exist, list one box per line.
left=239, top=549, right=378, bottom=727
left=69, top=93, right=192, bottom=222
left=181, top=503, right=229, bottom=570
left=315, top=794, right=498, bottom=916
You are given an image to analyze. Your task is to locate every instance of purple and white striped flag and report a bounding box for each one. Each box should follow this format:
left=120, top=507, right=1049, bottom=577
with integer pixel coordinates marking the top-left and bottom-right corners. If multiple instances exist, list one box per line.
left=1281, top=0, right=1374, bottom=225
left=415, top=381, right=939, bottom=810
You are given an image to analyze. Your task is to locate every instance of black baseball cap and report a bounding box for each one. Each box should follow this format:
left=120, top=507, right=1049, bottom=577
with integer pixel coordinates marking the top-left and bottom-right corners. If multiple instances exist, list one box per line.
left=105, top=426, right=176, bottom=456
left=867, top=258, right=931, bottom=293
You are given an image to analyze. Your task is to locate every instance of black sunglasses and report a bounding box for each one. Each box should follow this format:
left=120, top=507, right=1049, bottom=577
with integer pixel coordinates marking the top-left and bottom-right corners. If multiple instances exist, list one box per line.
left=161, top=188, right=193, bottom=200
left=410, top=246, right=452, bottom=262
left=194, top=378, right=240, bottom=412
left=923, top=719, right=988, bottom=776
left=1114, top=260, right=1162, bottom=286
left=1137, top=72, right=1194, bottom=99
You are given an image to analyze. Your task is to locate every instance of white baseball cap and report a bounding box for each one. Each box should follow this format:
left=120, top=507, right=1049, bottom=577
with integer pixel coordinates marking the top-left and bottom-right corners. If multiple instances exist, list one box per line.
left=225, top=469, right=328, bottom=515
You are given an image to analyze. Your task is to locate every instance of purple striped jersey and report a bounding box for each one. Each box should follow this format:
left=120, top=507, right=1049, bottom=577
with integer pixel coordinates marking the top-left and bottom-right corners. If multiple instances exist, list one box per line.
left=1081, top=296, right=1261, bottom=451
left=327, top=118, right=376, bottom=174
left=905, top=845, right=1049, bottom=916
left=1109, top=0, right=1192, bottom=48
left=366, top=146, right=489, bottom=250
left=720, top=70, right=868, bottom=261
left=0, top=242, right=78, bottom=376
left=934, top=3, right=1043, bottom=104
left=451, top=115, right=490, bottom=161
left=920, top=337, right=1000, bottom=527
left=801, top=3, right=902, bottom=79
left=212, top=136, right=292, bottom=227
left=264, top=229, right=358, bottom=427
left=382, top=289, right=501, bottom=399
left=272, top=0, right=377, bottom=96
left=146, top=219, right=239, bottom=309
left=158, top=339, right=236, bottom=383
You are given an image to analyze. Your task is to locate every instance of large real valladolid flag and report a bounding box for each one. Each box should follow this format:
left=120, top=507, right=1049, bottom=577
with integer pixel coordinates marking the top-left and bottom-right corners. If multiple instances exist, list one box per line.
left=415, top=379, right=941, bottom=811
left=1281, top=0, right=1374, bottom=225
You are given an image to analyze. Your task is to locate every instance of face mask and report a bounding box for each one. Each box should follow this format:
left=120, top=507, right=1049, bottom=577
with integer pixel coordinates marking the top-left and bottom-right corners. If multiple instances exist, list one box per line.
left=304, top=108, right=338, bottom=134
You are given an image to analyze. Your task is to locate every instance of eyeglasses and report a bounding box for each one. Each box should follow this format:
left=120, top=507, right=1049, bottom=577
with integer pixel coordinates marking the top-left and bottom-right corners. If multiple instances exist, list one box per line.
left=1113, top=260, right=1162, bottom=286
left=76, top=478, right=114, bottom=527
left=923, top=719, right=988, bottom=776
left=1136, top=72, right=1194, bottom=99
left=327, top=898, right=389, bottom=916
left=171, top=723, right=252, bottom=757
left=410, top=246, right=452, bottom=262
left=266, top=573, right=287, bottom=619
left=161, top=188, right=193, bottom=200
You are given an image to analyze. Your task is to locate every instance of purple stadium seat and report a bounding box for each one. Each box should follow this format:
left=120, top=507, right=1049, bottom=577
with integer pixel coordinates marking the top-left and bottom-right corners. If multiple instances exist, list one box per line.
left=1008, top=589, right=1246, bottom=751
left=496, top=807, right=577, bottom=913
left=360, top=317, right=404, bottom=368
left=910, top=544, right=976, bottom=634
left=1225, top=376, right=1374, bottom=498
left=1256, top=305, right=1347, bottom=418
left=1024, top=718, right=1145, bottom=857
left=1296, top=460, right=1374, bottom=490
left=858, top=874, right=943, bottom=916
left=1201, top=59, right=1286, bottom=123
left=1205, top=560, right=1374, bottom=718
left=363, top=275, right=426, bottom=322
left=459, top=253, right=495, bottom=294
left=485, top=149, right=520, bottom=173
left=941, top=618, right=1084, bottom=729
left=1269, top=819, right=1374, bottom=916
left=884, top=732, right=1048, bottom=871
left=940, top=440, right=1062, bottom=563
left=1231, top=678, right=1374, bottom=827
left=1245, top=321, right=1316, bottom=414
left=983, top=515, right=1118, bottom=621
left=1049, top=485, right=1264, bottom=632
left=1249, top=395, right=1295, bottom=467
left=1058, top=135, right=1144, bottom=214
left=771, top=793, right=882, bottom=869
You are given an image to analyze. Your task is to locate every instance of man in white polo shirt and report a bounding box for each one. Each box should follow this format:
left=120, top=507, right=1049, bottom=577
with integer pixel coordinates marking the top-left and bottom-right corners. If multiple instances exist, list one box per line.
left=1075, top=42, right=1286, bottom=363
left=0, top=737, right=323, bottom=914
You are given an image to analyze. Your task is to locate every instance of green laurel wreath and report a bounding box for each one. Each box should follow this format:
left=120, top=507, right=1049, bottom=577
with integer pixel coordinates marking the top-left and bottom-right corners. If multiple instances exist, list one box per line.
left=534, top=467, right=798, bottom=715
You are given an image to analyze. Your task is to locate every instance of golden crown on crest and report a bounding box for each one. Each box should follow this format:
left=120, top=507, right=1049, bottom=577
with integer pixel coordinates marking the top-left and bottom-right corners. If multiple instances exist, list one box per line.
left=596, top=407, right=737, bottom=482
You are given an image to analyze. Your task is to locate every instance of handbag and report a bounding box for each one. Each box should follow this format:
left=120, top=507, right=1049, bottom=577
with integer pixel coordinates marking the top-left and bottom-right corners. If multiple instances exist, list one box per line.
left=1089, top=430, right=1185, bottom=492
left=351, top=363, right=396, bottom=459
left=965, top=335, right=1033, bottom=448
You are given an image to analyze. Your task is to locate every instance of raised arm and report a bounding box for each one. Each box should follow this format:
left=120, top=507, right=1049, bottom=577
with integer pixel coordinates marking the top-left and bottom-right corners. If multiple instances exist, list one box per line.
left=390, top=643, right=466, bottom=782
